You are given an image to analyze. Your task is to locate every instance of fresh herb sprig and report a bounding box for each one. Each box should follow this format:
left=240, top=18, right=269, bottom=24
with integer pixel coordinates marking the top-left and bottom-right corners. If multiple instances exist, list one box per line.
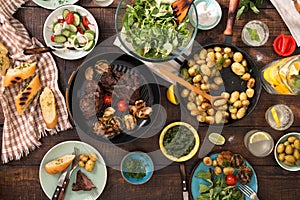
left=237, top=0, right=264, bottom=19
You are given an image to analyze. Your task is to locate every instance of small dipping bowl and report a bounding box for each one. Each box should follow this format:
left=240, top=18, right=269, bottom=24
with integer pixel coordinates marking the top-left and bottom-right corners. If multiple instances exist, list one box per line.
left=121, top=151, right=154, bottom=185
left=188, top=0, right=222, bottom=30
left=241, top=20, right=269, bottom=47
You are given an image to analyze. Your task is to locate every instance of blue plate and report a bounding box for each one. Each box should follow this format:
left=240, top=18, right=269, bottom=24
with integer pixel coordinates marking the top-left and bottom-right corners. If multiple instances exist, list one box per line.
left=190, top=153, right=258, bottom=200
left=121, top=152, right=154, bottom=185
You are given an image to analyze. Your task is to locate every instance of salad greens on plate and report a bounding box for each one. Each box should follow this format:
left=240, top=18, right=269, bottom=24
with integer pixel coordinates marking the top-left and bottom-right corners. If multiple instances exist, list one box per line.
left=122, top=0, right=191, bottom=59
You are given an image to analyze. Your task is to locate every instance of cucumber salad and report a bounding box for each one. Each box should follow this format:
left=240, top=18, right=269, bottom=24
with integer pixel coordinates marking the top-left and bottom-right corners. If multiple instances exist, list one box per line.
left=50, top=9, right=96, bottom=51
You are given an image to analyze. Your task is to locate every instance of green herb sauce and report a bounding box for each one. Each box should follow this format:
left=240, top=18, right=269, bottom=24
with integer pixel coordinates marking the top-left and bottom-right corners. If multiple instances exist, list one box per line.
left=123, top=157, right=147, bottom=180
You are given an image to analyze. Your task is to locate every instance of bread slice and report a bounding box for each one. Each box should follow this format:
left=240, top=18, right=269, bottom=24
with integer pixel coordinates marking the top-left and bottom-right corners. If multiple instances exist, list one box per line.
left=0, top=42, right=10, bottom=76
left=45, top=154, right=76, bottom=174
left=15, top=75, right=41, bottom=115
left=4, top=62, right=36, bottom=86
left=39, top=87, right=58, bottom=129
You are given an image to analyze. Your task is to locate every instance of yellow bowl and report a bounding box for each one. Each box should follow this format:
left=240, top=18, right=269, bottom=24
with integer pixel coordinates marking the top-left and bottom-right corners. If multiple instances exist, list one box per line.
left=159, top=122, right=200, bottom=162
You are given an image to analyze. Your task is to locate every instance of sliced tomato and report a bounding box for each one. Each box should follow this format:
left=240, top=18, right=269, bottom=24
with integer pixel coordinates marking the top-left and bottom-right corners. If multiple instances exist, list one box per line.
left=117, top=100, right=128, bottom=112
left=273, top=34, right=296, bottom=56
left=77, top=26, right=84, bottom=34
left=225, top=174, right=237, bottom=186
left=104, top=94, right=112, bottom=105
left=65, top=12, right=74, bottom=24
left=57, top=18, right=64, bottom=23
left=82, top=16, right=90, bottom=27
left=51, top=35, right=56, bottom=42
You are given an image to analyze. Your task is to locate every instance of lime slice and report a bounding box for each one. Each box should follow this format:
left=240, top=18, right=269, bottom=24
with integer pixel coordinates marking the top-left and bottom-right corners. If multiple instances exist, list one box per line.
left=166, top=84, right=179, bottom=105
left=208, top=132, right=225, bottom=145
left=249, top=131, right=271, bottom=144
left=271, top=107, right=281, bottom=128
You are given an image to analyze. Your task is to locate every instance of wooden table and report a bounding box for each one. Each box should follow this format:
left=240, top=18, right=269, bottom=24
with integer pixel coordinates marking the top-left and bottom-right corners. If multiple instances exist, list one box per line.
left=1, top=0, right=300, bottom=199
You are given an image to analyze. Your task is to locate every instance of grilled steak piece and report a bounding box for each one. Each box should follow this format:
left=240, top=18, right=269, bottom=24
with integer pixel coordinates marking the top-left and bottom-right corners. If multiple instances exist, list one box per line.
left=100, top=72, right=117, bottom=92
left=84, top=80, right=100, bottom=94
left=79, top=92, right=103, bottom=118
left=72, top=170, right=96, bottom=191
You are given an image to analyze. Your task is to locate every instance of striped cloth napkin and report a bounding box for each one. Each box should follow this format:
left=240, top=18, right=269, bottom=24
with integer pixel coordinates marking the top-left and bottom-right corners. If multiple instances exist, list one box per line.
left=0, top=0, right=72, bottom=163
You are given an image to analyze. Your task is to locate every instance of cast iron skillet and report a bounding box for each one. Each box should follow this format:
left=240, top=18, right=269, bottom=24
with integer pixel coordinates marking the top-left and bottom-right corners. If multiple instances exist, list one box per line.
left=176, top=0, right=261, bottom=126
left=65, top=52, right=161, bottom=144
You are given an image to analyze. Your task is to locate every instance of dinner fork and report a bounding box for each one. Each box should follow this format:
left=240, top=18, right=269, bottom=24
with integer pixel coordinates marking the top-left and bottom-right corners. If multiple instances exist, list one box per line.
left=238, top=184, right=260, bottom=200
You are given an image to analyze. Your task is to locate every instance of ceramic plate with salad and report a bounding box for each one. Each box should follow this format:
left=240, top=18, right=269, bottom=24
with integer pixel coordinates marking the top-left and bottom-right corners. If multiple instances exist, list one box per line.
left=190, top=151, right=257, bottom=200
left=33, top=0, right=79, bottom=10
left=43, top=5, right=98, bottom=60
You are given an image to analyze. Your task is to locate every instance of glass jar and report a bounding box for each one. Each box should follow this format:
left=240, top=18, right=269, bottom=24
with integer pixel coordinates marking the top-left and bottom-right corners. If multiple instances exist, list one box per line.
left=261, top=54, right=300, bottom=95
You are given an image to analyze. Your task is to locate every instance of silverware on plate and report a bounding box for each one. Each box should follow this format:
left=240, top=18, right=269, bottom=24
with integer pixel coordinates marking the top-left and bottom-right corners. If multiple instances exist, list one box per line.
left=179, top=163, right=189, bottom=200
left=238, top=183, right=260, bottom=200
left=51, top=165, right=69, bottom=200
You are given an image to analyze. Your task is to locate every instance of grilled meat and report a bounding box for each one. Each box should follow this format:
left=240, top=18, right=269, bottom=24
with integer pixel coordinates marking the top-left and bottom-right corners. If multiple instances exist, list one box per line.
left=72, top=170, right=96, bottom=191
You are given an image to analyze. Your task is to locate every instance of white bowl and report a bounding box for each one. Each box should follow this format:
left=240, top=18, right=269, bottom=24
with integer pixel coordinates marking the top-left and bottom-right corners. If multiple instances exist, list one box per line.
left=43, top=5, right=98, bottom=60
left=274, top=132, right=300, bottom=171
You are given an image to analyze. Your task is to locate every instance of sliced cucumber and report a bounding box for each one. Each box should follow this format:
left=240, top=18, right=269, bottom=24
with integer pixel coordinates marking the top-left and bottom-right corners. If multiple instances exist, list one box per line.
left=69, top=32, right=77, bottom=39
left=68, top=24, right=77, bottom=33
left=83, top=40, right=95, bottom=51
left=63, top=9, right=70, bottom=19
left=52, top=22, right=62, bottom=33
left=53, top=35, right=67, bottom=43
left=73, top=12, right=81, bottom=26
left=84, top=30, right=95, bottom=40
left=79, top=22, right=86, bottom=32
left=61, top=29, right=71, bottom=37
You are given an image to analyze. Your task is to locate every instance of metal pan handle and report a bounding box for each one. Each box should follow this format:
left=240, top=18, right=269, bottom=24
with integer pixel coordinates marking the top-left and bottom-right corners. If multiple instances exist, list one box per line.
left=224, top=0, right=240, bottom=36
left=64, top=68, right=77, bottom=89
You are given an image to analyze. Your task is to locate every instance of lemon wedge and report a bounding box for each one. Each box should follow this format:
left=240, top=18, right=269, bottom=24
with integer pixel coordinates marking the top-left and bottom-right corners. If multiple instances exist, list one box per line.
left=208, top=132, right=225, bottom=145
left=271, top=107, right=281, bottom=128
left=166, top=84, right=179, bottom=105
left=249, top=131, right=271, bottom=144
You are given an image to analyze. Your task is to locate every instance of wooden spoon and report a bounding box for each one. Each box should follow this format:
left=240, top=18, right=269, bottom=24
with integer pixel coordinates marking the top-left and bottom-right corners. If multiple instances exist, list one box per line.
left=159, top=68, right=225, bottom=107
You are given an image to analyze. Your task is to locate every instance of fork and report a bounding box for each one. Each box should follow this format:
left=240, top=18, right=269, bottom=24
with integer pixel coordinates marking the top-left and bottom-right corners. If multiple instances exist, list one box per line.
left=238, top=184, right=260, bottom=200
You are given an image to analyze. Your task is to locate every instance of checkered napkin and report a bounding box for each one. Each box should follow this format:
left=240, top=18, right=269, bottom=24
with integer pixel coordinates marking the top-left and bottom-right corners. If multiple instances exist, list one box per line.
left=0, top=0, right=72, bottom=163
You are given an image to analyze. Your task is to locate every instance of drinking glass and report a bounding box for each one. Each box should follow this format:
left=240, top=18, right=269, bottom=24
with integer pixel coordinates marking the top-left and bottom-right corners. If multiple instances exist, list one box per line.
left=265, top=104, right=294, bottom=131
left=244, top=130, right=274, bottom=157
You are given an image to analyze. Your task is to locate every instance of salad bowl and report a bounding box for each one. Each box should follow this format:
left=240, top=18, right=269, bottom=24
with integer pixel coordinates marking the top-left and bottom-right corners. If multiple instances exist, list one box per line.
left=43, top=5, right=98, bottom=60
left=115, top=0, right=198, bottom=63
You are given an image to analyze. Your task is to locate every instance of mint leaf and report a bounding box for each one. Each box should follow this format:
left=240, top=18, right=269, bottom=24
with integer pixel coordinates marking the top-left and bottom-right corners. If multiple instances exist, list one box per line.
left=246, top=27, right=261, bottom=42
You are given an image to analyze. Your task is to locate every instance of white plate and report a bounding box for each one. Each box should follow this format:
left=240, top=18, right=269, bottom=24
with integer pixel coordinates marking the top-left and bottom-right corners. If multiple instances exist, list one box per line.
left=43, top=5, right=99, bottom=60
left=39, top=141, right=107, bottom=200
left=33, top=0, right=79, bottom=10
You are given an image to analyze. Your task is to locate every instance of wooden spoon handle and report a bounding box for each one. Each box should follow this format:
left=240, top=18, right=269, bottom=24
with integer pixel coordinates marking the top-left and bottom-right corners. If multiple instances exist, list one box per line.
left=159, top=68, right=211, bottom=101
left=224, top=0, right=240, bottom=36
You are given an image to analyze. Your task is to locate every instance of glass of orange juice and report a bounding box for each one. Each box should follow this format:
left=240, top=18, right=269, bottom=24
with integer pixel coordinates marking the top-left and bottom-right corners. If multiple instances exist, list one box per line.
left=261, top=54, right=300, bottom=95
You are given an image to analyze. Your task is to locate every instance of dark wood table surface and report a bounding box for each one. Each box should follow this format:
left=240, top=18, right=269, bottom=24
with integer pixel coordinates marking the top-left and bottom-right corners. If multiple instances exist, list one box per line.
left=1, top=0, right=300, bottom=199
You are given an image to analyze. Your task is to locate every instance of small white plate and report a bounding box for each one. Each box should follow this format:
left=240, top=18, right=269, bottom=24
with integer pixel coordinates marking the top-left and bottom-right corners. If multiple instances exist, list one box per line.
left=39, top=141, right=107, bottom=200
left=188, top=0, right=222, bottom=30
left=43, top=5, right=99, bottom=60
left=33, top=0, right=79, bottom=10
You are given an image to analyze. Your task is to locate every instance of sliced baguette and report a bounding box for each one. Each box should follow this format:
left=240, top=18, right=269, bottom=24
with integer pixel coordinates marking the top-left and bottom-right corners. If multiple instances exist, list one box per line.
left=0, top=42, right=10, bottom=76
left=15, top=75, right=41, bottom=115
left=4, top=62, right=36, bottom=86
left=45, top=154, right=76, bottom=174
left=40, top=87, right=58, bottom=129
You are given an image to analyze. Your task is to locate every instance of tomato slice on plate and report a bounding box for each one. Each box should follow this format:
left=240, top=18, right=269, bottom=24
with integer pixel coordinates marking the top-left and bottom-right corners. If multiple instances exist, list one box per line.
left=103, top=94, right=112, bottom=105
left=82, top=16, right=90, bottom=27
left=65, top=12, right=74, bottom=24
left=273, top=34, right=296, bottom=56
left=117, top=100, right=128, bottom=112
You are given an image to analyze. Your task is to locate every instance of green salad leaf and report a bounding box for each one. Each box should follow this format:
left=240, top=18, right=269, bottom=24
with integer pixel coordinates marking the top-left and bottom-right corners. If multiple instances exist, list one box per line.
left=122, top=0, right=191, bottom=59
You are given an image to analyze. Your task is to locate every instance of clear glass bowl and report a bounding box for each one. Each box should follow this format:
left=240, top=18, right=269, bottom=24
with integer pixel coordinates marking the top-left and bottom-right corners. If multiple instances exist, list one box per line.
left=241, top=20, right=269, bottom=47
left=115, top=0, right=198, bottom=63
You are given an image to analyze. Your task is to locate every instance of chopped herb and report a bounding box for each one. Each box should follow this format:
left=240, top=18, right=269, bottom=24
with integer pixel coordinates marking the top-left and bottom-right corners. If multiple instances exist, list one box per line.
left=216, top=57, right=226, bottom=67
left=123, top=157, right=147, bottom=180
left=246, top=27, right=261, bottom=42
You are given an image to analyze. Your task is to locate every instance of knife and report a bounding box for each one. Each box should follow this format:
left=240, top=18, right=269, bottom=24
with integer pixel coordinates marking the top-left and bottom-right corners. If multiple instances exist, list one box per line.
left=51, top=167, right=70, bottom=200
left=57, top=147, right=79, bottom=200
left=198, top=126, right=224, bottom=158
left=179, top=163, right=189, bottom=200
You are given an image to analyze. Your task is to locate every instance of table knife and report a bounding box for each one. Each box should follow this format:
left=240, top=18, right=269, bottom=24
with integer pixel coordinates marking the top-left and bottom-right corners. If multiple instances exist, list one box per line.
left=179, top=163, right=189, bottom=200
left=51, top=167, right=69, bottom=200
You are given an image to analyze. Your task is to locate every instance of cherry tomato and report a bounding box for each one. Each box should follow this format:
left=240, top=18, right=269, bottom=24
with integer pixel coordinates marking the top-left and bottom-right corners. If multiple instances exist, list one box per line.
left=117, top=100, right=128, bottom=112
left=51, top=35, right=56, bottom=42
left=225, top=174, right=237, bottom=186
left=82, top=16, right=90, bottom=27
left=57, top=18, right=64, bottom=23
left=65, top=12, right=74, bottom=24
left=273, top=34, right=296, bottom=56
left=103, top=94, right=112, bottom=105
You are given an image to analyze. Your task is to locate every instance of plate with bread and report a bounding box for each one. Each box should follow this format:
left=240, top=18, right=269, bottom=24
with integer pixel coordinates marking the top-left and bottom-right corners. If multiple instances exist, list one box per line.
left=39, top=141, right=107, bottom=200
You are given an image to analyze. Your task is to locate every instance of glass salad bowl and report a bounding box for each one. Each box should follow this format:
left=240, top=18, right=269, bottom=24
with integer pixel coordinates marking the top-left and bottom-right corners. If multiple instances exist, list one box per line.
left=115, top=0, right=198, bottom=63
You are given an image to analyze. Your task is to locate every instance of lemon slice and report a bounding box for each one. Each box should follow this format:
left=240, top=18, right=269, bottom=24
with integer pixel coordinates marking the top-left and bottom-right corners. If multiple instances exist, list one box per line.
left=249, top=131, right=271, bottom=144
left=208, top=132, right=225, bottom=145
left=271, top=107, right=281, bottom=128
left=166, top=84, right=179, bottom=105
